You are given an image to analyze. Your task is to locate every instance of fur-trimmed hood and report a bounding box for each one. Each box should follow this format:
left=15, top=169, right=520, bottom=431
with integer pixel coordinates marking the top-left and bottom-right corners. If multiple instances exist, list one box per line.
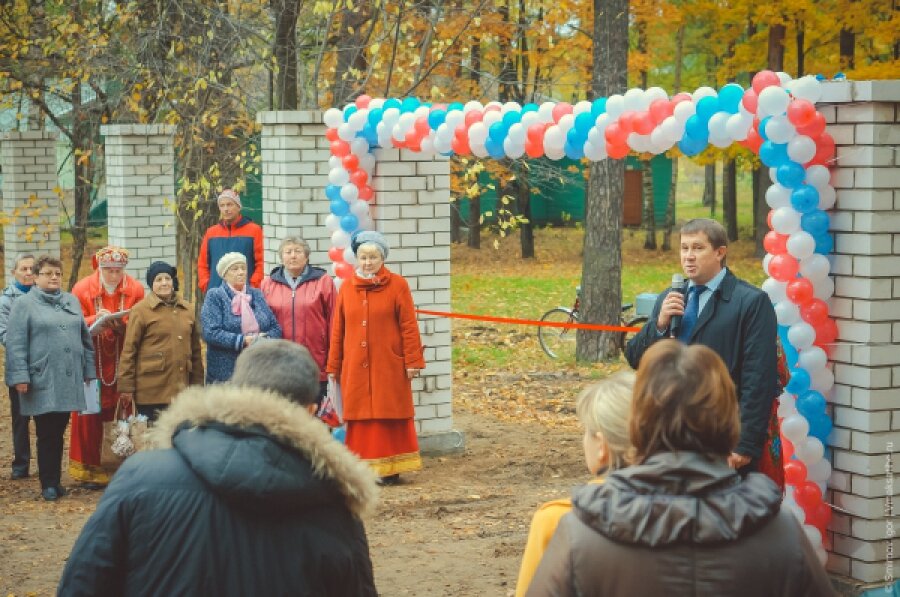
left=148, top=384, right=379, bottom=518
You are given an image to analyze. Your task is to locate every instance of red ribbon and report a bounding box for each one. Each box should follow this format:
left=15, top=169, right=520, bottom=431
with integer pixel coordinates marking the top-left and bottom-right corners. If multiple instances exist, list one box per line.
left=414, top=309, right=643, bottom=333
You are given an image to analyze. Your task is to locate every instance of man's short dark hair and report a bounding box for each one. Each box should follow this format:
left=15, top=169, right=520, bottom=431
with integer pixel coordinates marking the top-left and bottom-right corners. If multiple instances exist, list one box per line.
left=231, top=340, right=319, bottom=406
left=680, top=218, right=728, bottom=249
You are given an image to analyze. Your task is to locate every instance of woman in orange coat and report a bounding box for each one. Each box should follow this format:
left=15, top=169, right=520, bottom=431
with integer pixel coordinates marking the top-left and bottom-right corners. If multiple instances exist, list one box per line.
left=69, top=247, right=144, bottom=487
left=327, top=231, right=425, bottom=484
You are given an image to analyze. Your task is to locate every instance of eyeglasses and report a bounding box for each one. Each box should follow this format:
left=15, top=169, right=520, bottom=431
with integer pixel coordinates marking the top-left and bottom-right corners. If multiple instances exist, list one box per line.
left=38, top=271, right=62, bottom=278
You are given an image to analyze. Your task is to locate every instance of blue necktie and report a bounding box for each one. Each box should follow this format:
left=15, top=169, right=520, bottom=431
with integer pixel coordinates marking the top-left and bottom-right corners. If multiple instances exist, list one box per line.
left=678, top=285, right=707, bottom=342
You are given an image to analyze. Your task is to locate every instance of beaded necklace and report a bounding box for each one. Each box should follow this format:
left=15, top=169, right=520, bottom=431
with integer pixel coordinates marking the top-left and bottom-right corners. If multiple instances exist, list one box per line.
left=94, top=285, right=125, bottom=387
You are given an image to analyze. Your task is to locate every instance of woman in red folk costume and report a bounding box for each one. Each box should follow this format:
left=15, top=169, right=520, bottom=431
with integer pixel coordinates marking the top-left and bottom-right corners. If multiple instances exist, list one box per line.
left=69, top=247, right=144, bottom=487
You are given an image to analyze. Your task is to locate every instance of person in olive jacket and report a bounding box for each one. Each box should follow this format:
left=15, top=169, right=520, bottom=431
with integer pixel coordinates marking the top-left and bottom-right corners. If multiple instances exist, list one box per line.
left=58, top=340, right=379, bottom=596
left=527, top=341, right=835, bottom=597
left=117, top=262, right=204, bottom=422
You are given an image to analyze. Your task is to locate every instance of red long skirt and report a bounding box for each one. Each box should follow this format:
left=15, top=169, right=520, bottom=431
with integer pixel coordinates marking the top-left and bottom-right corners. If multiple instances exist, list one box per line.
left=345, top=419, right=422, bottom=477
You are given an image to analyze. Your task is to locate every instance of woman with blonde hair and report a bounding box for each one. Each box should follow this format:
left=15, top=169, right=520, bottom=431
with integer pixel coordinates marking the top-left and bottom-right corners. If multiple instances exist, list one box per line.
left=516, top=370, right=634, bottom=596
left=527, top=341, right=834, bottom=597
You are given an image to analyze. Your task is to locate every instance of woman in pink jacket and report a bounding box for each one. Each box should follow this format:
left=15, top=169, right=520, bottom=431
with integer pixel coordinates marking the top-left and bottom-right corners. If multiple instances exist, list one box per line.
left=261, top=237, right=336, bottom=406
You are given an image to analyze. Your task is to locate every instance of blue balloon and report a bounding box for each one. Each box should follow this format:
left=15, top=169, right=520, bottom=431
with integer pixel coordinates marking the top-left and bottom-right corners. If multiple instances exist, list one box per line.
left=791, top=185, right=820, bottom=214
left=566, top=127, right=585, bottom=147
left=814, top=233, right=833, bottom=255
left=522, top=103, right=539, bottom=113
left=678, top=135, right=706, bottom=156
left=340, top=213, right=359, bottom=232
left=776, top=161, right=806, bottom=189
left=808, top=413, right=833, bottom=443
left=428, top=109, right=447, bottom=129
left=325, top=185, right=342, bottom=201
left=796, top=390, right=827, bottom=419
left=367, top=108, right=384, bottom=127
left=718, top=84, right=744, bottom=113
left=684, top=115, right=709, bottom=141
left=801, top=210, right=830, bottom=236
left=343, top=105, right=358, bottom=121
left=574, top=112, right=595, bottom=135
left=696, top=96, right=720, bottom=121
left=447, top=102, right=464, bottom=112
left=485, top=137, right=505, bottom=159
left=488, top=122, right=507, bottom=144
left=564, top=141, right=584, bottom=160
left=502, top=111, right=521, bottom=127
left=332, top=426, right=346, bottom=444
left=591, top=98, right=607, bottom=118
left=758, top=116, right=771, bottom=140
left=786, top=368, right=811, bottom=395
left=329, top=199, right=349, bottom=217
left=401, top=97, right=420, bottom=112
left=383, top=98, right=402, bottom=111
left=759, top=141, right=788, bottom=168
left=777, top=325, right=799, bottom=369
left=362, top=123, right=377, bottom=144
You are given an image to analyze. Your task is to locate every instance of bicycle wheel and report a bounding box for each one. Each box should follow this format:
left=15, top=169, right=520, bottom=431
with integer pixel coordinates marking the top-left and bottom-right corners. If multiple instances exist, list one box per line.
left=616, top=316, right=648, bottom=353
left=538, top=308, right=579, bottom=360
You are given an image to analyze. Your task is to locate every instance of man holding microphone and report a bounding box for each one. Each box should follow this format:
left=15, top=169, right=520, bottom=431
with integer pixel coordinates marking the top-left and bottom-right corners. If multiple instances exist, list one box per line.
left=625, top=218, right=778, bottom=472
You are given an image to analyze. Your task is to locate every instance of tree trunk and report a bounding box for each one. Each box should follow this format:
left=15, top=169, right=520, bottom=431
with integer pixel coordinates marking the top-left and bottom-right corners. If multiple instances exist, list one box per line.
left=702, top=163, right=716, bottom=211
left=67, top=92, right=94, bottom=291
left=662, top=24, right=685, bottom=252
left=271, top=0, right=300, bottom=110
left=723, top=159, right=738, bottom=241
left=332, top=5, right=371, bottom=106
left=796, top=20, right=805, bottom=76
left=754, top=168, right=767, bottom=257
left=641, top=161, right=656, bottom=249
left=467, top=193, right=481, bottom=249
left=450, top=200, right=464, bottom=243
left=768, top=23, right=786, bottom=71
left=514, top=176, right=534, bottom=258
left=578, top=0, right=628, bottom=362
left=839, top=29, right=855, bottom=70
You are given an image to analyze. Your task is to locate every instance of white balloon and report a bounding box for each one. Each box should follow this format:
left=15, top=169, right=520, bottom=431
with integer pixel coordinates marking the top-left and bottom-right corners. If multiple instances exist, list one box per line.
left=324, top=108, right=344, bottom=128
left=483, top=110, right=502, bottom=127
left=673, top=101, right=695, bottom=123
left=777, top=72, right=793, bottom=86
left=771, top=206, right=801, bottom=234
left=787, top=231, right=816, bottom=260
left=470, top=142, right=488, bottom=158
left=650, top=128, right=669, bottom=151
left=817, top=186, right=836, bottom=210
left=342, top=246, right=358, bottom=266
left=538, top=102, right=555, bottom=122
left=692, top=86, right=717, bottom=101
left=350, top=138, right=369, bottom=156
left=660, top=115, right=684, bottom=141
left=583, top=140, right=607, bottom=161
left=762, top=278, right=788, bottom=303
left=350, top=200, right=369, bottom=218
left=799, top=254, right=831, bottom=280
left=645, top=86, right=669, bottom=103
left=709, top=135, right=732, bottom=148
left=463, top=100, right=483, bottom=113
left=797, top=436, right=825, bottom=466
left=811, top=367, right=835, bottom=393
left=391, top=123, right=405, bottom=142
left=606, top=95, right=625, bottom=119
left=543, top=126, right=565, bottom=150
left=769, top=167, right=779, bottom=184
left=627, top=133, right=651, bottom=152
left=791, top=75, right=823, bottom=103
left=762, top=254, right=774, bottom=276
left=503, top=137, right=525, bottom=159
left=339, top=183, right=358, bottom=202
left=813, top=275, right=835, bottom=301
left=331, top=230, right=350, bottom=249
left=329, top=155, right=342, bottom=169
left=544, top=145, right=565, bottom=160
left=324, top=213, right=341, bottom=232
left=382, top=108, right=400, bottom=125
left=359, top=153, right=376, bottom=173
left=775, top=300, right=801, bottom=326
left=520, top=111, right=539, bottom=128
left=807, top=458, right=832, bottom=483
left=789, top=321, right=817, bottom=350
left=348, top=111, right=367, bottom=131
left=328, top=167, right=350, bottom=186
left=787, top=135, right=817, bottom=163
left=799, top=346, right=828, bottom=373
left=805, top=165, right=831, bottom=189
left=781, top=414, right=810, bottom=443
left=708, top=112, right=730, bottom=139
left=557, top=113, right=575, bottom=133
left=815, top=546, right=828, bottom=567
left=725, top=113, right=751, bottom=140
left=804, top=525, right=823, bottom=548
left=445, top=110, right=464, bottom=129
left=758, top=86, right=790, bottom=117
left=765, top=115, right=796, bottom=143
left=766, top=184, right=792, bottom=209
left=777, top=394, right=798, bottom=418
left=468, top=122, right=488, bottom=144
left=572, top=100, right=592, bottom=115
left=508, top=123, right=526, bottom=144
left=623, top=88, right=647, bottom=111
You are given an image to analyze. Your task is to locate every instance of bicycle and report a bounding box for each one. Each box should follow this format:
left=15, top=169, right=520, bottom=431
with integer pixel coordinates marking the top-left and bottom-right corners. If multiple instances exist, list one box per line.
left=538, top=286, right=648, bottom=360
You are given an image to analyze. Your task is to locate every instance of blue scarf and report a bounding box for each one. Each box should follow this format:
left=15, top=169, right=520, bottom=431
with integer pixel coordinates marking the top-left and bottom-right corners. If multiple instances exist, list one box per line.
left=14, top=281, right=32, bottom=294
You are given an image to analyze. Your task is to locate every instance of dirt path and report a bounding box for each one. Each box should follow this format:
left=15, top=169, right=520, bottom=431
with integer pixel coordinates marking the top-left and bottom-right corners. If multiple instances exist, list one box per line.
left=0, top=382, right=590, bottom=596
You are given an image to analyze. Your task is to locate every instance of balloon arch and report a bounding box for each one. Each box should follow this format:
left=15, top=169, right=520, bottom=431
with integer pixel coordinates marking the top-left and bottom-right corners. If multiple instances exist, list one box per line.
left=320, top=71, right=836, bottom=562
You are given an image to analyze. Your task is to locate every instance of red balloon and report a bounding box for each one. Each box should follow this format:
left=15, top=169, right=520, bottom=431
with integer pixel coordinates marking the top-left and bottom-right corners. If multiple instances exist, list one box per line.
left=327, top=246, right=344, bottom=262
left=358, top=185, right=374, bottom=201
left=800, top=299, right=830, bottom=326
left=786, top=278, right=815, bottom=305
left=335, top=262, right=354, bottom=279
left=342, top=154, right=360, bottom=170
left=414, top=117, right=430, bottom=136
left=781, top=437, right=795, bottom=461
left=815, top=319, right=838, bottom=345
left=797, top=112, right=827, bottom=138
left=741, top=89, right=759, bottom=114
left=812, top=133, right=836, bottom=165
left=350, top=169, right=368, bottom=187
left=325, top=128, right=339, bottom=141
left=744, top=126, right=763, bottom=153
left=618, top=111, right=636, bottom=134
left=784, top=460, right=808, bottom=485
left=527, top=123, right=546, bottom=143
left=768, top=254, right=799, bottom=282
left=451, top=135, right=470, bottom=155
left=525, top=140, right=544, bottom=158
left=355, top=94, right=371, bottom=109
left=464, top=110, right=482, bottom=126
left=649, top=99, right=673, bottom=124
left=787, top=99, right=816, bottom=127
left=633, top=111, right=655, bottom=135
left=672, top=92, right=692, bottom=104
left=751, top=70, right=781, bottom=94
left=812, top=501, right=833, bottom=531
left=330, top=140, right=350, bottom=158
left=484, top=104, right=502, bottom=112
left=795, top=481, right=823, bottom=510
left=766, top=209, right=775, bottom=230
left=551, top=102, right=573, bottom=122
left=607, top=142, right=629, bottom=160
left=404, top=129, right=420, bottom=148
left=763, top=231, right=789, bottom=255
left=604, top=122, right=628, bottom=145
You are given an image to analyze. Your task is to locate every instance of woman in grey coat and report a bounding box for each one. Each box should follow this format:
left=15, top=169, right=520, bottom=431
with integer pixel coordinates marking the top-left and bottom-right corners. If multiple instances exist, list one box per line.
left=4, top=256, right=96, bottom=501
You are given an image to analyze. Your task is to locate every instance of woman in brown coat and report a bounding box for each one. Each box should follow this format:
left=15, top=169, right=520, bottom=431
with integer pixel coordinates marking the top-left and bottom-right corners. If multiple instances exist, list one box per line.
left=327, top=231, right=425, bottom=484
left=118, top=262, right=204, bottom=421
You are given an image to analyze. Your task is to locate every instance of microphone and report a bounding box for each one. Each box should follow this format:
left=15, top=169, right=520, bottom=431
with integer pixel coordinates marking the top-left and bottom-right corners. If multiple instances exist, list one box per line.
left=668, top=273, right=685, bottom=338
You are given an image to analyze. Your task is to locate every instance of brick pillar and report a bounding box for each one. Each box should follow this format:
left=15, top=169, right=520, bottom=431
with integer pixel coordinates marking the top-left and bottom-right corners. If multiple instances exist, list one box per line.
left=258, top=110, right=463, bottom=455
left=101, top=124, right=177, bottom=287
left=818, top=80, right=900, bottom=593
left=1, top=131, right=61, bottom=271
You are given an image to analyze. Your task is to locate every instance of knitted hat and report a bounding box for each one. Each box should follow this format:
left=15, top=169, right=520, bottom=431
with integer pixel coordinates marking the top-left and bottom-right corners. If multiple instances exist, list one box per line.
left=216, top=252, right=247, bottom=278
left=351, top=230, right=389, bottom=259
left=92, top=246, right=129, bottom=270
left=146, top=261, right=179, bottom=292
left=218, top=189, right=242, bottom=208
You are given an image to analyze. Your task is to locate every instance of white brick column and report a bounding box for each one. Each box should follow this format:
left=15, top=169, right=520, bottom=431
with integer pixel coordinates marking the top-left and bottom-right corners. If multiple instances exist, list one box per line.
left=818, top=80, right=900, bottom=592
left=257, top=110, right=462, bottom=455
left=1, top=130, right=61, bottom=271
left=101, top=124, right=177, bottom=287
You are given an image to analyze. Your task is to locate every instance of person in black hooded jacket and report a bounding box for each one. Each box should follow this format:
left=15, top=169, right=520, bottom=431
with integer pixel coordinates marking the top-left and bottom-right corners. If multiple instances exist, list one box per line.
left=58, top=340, right=379, bottom=597
left=527, top=341, right=835, bottom=597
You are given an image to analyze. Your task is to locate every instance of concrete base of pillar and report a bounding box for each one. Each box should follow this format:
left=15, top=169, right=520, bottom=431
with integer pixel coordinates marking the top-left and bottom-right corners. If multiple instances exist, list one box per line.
left=418, top=430, right=465, bottom=456
left=829, top=574, right=895, bottom=596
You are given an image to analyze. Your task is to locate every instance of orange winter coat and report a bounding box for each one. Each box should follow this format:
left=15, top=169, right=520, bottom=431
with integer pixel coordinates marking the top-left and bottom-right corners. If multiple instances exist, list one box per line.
left=327, top=266, right=425, bottom=421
